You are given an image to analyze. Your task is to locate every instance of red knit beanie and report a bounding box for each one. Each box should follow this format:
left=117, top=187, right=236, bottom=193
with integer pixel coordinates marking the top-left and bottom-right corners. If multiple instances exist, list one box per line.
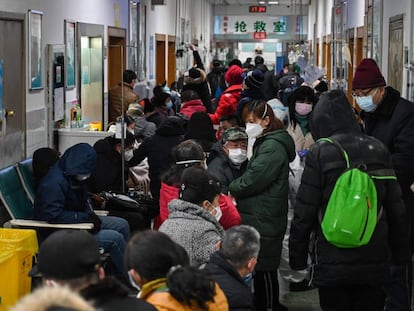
left=352, top=58, right=386, bottom=89
left=225, top=65, right=244, bottom=86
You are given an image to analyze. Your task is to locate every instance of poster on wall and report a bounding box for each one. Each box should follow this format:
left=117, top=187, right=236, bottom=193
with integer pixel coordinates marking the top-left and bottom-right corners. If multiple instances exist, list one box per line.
left=28, top=9, right=43, bottom=90
left=64, top=20, right=76, bottom=89
left=149, top=35, right=154, bottom=80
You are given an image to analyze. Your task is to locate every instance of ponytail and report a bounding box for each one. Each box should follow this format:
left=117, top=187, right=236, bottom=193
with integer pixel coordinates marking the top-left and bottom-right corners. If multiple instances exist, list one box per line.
left=166, top=265, right=215, bottom=310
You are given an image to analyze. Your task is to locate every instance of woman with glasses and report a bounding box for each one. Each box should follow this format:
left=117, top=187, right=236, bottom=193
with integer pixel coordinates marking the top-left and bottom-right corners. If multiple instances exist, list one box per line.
left=229, top=100, right=296, bottom=311
left=159, top=165, right=225, bottom=266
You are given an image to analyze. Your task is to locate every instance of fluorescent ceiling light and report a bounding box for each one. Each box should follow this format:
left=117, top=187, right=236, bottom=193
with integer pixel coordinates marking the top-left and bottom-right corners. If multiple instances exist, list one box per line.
left=268, top=1, right=279, bottom=4
left=259, top=1, right=266, bottom=3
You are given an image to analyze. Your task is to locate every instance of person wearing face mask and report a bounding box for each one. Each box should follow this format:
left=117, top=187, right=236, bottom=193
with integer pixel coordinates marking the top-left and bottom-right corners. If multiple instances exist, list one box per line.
left=208, top=127, right=248, bottom=194
left=352, top=58, right=414, bottom=311
left=229, top=100, right=295, bottom=311
left=108, top=69, right=140, bottom=123
left=159, top=166, right=225, bottom=266
left=287, top=86, right=316, bottom=153
left=34, top=143, right=131, bottom=282
left=146, top=89, right=175, bottom=127
left=205, top=225, right=260, bottom=311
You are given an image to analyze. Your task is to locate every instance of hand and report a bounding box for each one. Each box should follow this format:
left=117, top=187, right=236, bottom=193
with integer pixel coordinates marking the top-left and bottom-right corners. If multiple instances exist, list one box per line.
left=87, top=212, right=102, bottom=233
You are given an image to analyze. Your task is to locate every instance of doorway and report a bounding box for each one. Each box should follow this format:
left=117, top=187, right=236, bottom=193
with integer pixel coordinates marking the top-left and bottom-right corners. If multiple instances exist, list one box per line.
left=156, top=34, right=166, bottom=85
left=107, top=26, right=126, bottom=90
left=0, top=12, right=25, bottom=168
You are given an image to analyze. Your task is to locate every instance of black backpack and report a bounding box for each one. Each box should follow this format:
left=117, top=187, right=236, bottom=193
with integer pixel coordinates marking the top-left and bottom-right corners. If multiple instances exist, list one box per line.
left=277, top=74, right=302, bottom=105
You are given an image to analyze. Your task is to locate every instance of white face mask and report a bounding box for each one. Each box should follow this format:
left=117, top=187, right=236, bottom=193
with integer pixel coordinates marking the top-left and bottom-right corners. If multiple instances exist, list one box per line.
left=245, top=122, right=263, bottom=138
left=124, top=149, right=134, bottom=161
left=228, top=148, right=247, bottom=165
left=74, top=174, right=91, bottom=181
left=208, top=201, right=223, bottom=222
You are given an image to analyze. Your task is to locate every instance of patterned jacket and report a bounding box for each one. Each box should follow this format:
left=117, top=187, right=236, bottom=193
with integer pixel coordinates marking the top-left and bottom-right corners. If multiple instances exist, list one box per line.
left=159, top=199, right=225, bottom=266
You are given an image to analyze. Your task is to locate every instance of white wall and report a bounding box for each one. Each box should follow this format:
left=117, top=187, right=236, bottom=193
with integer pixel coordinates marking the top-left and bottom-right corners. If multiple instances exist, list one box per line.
left=0, top=0, right=129, bottom=157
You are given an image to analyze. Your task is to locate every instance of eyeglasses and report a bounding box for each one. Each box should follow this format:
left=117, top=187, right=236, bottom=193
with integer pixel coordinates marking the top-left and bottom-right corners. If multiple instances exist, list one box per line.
left=352, top=88, right=374, bottom=98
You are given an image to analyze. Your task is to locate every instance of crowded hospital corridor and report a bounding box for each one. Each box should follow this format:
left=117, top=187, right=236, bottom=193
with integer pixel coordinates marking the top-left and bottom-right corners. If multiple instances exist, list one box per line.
left=0, top=0, right=414, bottom=310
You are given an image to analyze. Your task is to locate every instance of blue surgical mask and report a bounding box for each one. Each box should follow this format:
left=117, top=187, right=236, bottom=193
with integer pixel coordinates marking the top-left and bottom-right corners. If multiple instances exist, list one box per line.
left=355, top=95, right=377, bottom=112
left=166, top=100, right=173, bottom=110
left=243, top=273, right=253, bottom=287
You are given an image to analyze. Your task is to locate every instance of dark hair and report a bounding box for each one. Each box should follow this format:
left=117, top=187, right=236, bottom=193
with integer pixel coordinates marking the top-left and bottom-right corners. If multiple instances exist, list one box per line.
left=254, top=55, right=264, bottom=65
left=287, top=86, right=316, bottom=129
left=162, top=140, right=205, bottom=186
left=141, top=98, right=154, bottom=114
left=219, top=114, right=240, bottom=127
left=108, top=130, right=136, bottom=148
left=179, top=166, right=220, bottom=205
left=228, top=59, right=242, bottom=68
left=123, top=70, right=137, bottom=84
left=153, top=92, right=171, bottom=108
left=125, top=230, right=215, bottom=310
left=185, top=112, right=216, bottom=143
left=180, top=90, right=200, bottom=103
left=243, top=100, right=284, bottom=134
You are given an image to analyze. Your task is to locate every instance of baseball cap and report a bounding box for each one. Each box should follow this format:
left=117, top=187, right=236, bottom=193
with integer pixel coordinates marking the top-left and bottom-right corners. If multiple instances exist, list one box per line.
left=29, top=230, right=101, bottom=279
left=222, top=127, right=248, bottom=143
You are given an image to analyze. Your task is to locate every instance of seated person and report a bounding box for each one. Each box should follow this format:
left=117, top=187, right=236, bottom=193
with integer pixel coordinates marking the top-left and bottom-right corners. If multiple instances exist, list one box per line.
left=33, top=143, right=131, bottom=282
left=125, top=230, right=229, bottom=310
left=127, top=103, right=156, bottom=143
left=208, top=127, right=248, bottom=194
left=205, top=225, right=260, bottom=310
left=159, top=166, right=225, bottom=265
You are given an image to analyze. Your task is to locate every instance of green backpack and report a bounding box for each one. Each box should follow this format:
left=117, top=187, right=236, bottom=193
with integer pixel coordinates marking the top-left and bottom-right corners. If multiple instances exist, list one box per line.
left=318, top=138, right=396, bottom=248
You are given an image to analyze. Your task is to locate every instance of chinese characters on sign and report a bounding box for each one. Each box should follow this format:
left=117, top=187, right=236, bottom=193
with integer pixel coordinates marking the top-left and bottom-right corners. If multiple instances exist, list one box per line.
left=249, top=6, right=267, bottom=13
left=234, top=19, right=286, bottom=38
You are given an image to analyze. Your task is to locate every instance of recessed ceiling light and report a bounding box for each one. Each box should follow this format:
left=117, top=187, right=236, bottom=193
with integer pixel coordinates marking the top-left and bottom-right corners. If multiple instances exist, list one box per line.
left=259, top=1, right=266, bottom=4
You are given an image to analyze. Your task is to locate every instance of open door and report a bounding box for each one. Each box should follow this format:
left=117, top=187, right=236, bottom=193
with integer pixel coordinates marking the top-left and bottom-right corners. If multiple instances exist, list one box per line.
left=107, top=26, right=126, bottom=90
left=0, top=12, right=25, bottom=168
left=156, top=34, right=166, bottom=85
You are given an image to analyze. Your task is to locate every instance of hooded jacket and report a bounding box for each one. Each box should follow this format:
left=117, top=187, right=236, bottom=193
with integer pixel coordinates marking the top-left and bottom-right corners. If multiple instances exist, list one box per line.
left=34, top=143, right=96, bottom=223
left=91, top=136, right=126, bottom=193
left=229, top=130, right=296, bottom=270
left=128, top=117, right=185, bottom=200
left=159, top=199, right=225, bottom=266
left=289, top=90, right=409, bottom=286
left=108, top=82, right=138, bottom=123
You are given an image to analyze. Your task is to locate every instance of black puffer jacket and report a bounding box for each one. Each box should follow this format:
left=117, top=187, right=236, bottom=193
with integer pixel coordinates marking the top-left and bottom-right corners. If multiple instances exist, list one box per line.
left=289, top=90, right=409, bottom=287
left=205, top=252, right=254, bottom=311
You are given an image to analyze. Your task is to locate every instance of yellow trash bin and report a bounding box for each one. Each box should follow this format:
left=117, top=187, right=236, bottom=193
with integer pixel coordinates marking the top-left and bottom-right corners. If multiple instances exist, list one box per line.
left=0, top=228, right=38, bottom=311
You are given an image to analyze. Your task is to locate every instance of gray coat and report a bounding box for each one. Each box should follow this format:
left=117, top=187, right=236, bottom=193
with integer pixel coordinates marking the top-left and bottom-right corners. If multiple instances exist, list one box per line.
left=159, top=199, right=225, bottom=266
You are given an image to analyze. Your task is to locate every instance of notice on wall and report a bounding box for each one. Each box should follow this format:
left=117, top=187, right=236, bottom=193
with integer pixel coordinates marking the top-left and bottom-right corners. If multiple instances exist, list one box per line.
left=54, top=87, right=64, bottom=121
left=149, top=35, right=154, bottom=80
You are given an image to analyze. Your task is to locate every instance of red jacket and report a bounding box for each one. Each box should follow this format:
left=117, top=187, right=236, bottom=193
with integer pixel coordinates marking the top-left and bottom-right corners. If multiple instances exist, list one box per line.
left=179, top=99, right=206, bottom=119
left=209, top=84, right=242, bottom=124
left=157, top=182, right=241, bottom=230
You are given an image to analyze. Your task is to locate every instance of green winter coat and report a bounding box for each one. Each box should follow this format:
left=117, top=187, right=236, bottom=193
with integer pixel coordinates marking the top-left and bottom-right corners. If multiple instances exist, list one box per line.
left=229, top=130, right=295, bottom=270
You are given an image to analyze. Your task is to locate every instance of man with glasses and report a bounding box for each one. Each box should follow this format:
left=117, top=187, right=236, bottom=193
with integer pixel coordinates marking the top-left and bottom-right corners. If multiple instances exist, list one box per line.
left=352, top=58, right=414, bottom=311
left=208, top=127, right=248, bottom=194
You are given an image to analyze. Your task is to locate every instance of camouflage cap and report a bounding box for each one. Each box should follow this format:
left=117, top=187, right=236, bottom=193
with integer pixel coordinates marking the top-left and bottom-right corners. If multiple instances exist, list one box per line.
left=222, top=127, right=248, bottom=143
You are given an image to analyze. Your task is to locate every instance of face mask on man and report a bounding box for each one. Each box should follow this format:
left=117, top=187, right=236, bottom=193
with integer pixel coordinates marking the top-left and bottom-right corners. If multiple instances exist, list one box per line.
left=228, top=148, right=247, bottom=165
left=208, top=201, right=223, bottom=222
left=128, top=271, right=141, bottom=292
left=74, top=174, right=91, bottom=182
left=166, top=100, right=173, bottom=110
left=295, top=102, right=313, bottom=116
left=124, top=149, right=134, bottom=162
left=355, top=95, right=377, bottom=112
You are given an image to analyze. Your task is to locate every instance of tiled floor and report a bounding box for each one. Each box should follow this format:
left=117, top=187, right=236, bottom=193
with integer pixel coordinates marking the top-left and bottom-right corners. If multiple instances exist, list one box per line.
left=282, top=288, right=322, bottom=311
